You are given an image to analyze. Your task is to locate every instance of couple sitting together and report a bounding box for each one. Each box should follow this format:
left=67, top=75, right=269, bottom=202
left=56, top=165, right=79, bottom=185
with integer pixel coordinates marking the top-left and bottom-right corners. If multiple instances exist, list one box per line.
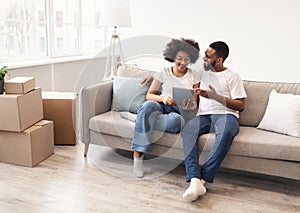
left=131, top=38, right=247, bottom=202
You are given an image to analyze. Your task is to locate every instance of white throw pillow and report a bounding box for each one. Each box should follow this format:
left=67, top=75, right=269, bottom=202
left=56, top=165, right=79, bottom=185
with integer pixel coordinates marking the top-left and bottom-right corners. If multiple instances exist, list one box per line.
left=257, top=89, right=300, bottom=137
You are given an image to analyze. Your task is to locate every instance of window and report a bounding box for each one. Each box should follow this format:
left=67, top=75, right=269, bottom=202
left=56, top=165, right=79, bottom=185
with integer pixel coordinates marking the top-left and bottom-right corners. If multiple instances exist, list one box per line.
left=8, top=36, right=14, bottom=49
left=40, top=37, right=46, bottom=53
left=56, top=11, right=63, bottom=28
left=56, top=38, right=64, bottom=53
left=0, top=0, right=47, bottom=61
left=95, top=12, right=101, bottom=27
left=81, top=0, right=105, bottom=55
left=38, top=11, right=45, bottom=27
left=0, top=0, right=106, bottom=63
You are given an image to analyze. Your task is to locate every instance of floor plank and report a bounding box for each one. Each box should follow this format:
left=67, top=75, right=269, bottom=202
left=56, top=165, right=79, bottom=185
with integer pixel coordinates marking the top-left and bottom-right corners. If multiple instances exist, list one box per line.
left=0, top=144, right=299, bottom=213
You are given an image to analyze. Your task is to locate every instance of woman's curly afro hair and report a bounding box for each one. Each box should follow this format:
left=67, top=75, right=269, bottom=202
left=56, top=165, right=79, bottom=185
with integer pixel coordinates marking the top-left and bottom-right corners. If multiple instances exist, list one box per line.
left=163, top=38, right=200, bottom=64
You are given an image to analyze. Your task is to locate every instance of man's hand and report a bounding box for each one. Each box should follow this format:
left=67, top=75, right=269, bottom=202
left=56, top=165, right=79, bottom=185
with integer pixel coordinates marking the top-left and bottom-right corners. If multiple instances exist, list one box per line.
left=195, top=85, right=245, bottom=111
left=195, top=85, right=219, bottom=100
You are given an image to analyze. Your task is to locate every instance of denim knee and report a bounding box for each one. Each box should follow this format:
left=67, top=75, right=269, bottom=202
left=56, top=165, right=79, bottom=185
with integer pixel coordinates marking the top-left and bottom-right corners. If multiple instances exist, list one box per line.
left=138, top=100, right=161, bottom=113
left=166, top=113, right=185, bottom=133
left=182, top=118, right=197, bottom=137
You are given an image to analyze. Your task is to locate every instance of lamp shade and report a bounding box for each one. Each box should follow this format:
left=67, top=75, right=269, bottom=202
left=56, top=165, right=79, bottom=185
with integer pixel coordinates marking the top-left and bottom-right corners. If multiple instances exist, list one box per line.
left=99, top=0, right=131, bottom=27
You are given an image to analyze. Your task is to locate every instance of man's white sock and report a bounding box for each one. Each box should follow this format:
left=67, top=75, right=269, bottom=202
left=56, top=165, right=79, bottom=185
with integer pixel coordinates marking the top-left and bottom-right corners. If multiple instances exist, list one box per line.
left=133, top=154, right=144, bottom=178
left=183, top=178, right=207, bottom=201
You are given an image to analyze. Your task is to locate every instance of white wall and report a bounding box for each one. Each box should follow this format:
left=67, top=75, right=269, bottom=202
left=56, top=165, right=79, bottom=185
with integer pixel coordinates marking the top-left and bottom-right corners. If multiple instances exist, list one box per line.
left=8, top=56, right=108, bottom=92
left=6, top=0, right=300, bottom=92
left=119, top=0, right=300, bottom=82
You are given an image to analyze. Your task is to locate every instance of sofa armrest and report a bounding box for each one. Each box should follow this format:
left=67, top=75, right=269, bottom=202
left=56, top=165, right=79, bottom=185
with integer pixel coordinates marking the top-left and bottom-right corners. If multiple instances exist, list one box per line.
left=78, top=80, right=113, bottom=144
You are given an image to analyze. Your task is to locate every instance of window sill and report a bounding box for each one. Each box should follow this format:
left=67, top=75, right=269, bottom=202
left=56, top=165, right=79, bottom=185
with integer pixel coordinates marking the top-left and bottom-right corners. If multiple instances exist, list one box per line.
left=1, top=54, right=107, bottom=69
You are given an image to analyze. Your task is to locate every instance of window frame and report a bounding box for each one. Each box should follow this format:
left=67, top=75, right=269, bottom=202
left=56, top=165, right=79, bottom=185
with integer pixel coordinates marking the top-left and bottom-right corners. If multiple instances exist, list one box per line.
left=0, top=0, right=107, bottom=64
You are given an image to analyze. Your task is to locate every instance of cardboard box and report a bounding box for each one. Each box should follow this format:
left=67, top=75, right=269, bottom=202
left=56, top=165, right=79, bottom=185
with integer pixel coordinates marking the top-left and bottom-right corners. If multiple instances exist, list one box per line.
left=0, top=120, right=54, bottom=167
left=0, top=88, right=43, bottom=132
left=42, top=92, right=77, bottom=145
left=4, top=77, right=36, bottom=94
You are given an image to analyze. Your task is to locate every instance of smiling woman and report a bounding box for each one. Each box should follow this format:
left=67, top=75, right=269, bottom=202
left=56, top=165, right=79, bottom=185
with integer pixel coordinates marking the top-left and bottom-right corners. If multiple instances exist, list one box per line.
left=131, top=38, right=201, bottom=178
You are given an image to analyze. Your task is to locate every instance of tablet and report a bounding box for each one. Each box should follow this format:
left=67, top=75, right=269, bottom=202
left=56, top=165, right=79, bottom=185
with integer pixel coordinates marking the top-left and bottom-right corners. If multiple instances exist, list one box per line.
left=172, top=87, right=198, bottom=121
left=173, top=87, right=194, bottom=107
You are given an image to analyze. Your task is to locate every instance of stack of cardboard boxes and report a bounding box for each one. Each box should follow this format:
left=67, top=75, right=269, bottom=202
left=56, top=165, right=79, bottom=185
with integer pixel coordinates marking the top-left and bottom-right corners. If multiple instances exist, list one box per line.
left=0, top=77, right=54, bottom=167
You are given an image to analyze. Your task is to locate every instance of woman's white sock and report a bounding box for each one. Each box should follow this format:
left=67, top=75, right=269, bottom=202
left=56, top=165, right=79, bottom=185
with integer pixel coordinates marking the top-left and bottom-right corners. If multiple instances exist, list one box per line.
left=133, top=154, right=144, bottom=178
left=183, top=178, right=207, bottom=201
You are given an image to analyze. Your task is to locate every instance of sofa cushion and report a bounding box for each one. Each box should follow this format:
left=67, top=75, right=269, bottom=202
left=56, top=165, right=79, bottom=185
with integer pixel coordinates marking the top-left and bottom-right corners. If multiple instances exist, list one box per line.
left=199, top=126, right=300, bottom=161
left=239, top=81, right=300, bottom=127
left=90, top=111, right=300, bottom=162
left=90, top=111, right=135, bottom=139
left=89, top=111, right=182, bottom=148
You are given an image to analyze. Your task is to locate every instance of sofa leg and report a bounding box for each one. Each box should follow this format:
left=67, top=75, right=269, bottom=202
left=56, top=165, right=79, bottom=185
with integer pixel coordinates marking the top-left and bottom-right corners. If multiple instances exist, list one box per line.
left=84, top=144, right=89, bottom=157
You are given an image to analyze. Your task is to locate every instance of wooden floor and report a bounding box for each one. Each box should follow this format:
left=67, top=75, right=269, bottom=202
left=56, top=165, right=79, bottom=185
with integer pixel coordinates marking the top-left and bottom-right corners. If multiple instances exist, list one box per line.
left=0, top=144, right=299, bottom=213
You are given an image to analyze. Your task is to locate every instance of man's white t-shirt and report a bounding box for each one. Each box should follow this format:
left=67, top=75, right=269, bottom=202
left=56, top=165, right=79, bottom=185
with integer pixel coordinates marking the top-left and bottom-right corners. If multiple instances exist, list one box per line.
left=153, top=67, right=200, bottom=97
left=197, top=69, right=247, bottom=118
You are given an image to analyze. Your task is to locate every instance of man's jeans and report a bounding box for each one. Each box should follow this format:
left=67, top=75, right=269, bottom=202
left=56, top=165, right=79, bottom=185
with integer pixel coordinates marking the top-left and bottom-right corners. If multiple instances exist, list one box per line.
left=181, top=114, right=239, bottom=183
left=132, top=100, right=184, bottom=153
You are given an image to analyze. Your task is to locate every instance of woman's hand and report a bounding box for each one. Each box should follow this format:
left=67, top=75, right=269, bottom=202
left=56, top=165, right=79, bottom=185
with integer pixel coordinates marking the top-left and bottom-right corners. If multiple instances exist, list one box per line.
left=163, top=96, right=177, bottom=106
left=182, top=99, right=197, bottom=110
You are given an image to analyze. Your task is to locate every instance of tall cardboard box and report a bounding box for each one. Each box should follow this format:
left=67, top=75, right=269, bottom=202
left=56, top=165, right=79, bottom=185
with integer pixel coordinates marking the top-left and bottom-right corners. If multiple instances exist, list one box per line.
left=0, top=120, right=54, bottom=167
left=4, top=77, right=36, bottom=94
left=0, top=88, right=43, bottom=132
left=42, top=92, right=77, bottom=145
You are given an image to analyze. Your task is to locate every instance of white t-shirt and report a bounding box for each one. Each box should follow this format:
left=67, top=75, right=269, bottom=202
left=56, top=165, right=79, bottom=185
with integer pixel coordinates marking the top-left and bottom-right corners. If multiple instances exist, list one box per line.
left=197, top=69, right=247, bottom=118
left=153, top=67, right=200, bottom=97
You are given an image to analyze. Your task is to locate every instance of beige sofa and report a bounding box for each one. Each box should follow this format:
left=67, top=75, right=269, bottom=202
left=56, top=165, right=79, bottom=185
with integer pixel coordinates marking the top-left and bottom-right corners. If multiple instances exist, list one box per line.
left=78, top=79, right=300, bottom=180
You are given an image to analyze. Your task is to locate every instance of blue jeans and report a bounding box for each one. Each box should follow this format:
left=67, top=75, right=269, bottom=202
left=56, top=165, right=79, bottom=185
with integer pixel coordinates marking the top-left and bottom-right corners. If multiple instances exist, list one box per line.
left=132, top=100, right=185, bottom=153
left=181, top=114, right=239, bottom=183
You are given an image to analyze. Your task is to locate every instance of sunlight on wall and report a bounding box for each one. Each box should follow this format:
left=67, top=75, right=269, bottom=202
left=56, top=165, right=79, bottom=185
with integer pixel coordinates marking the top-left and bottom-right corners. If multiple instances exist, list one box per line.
left=119, top=0, right=300, bottom=82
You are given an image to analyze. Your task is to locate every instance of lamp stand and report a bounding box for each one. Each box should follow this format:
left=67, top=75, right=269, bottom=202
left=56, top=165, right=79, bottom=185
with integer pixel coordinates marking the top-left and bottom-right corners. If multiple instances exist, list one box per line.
left=104, top=26, right=124, bottom=80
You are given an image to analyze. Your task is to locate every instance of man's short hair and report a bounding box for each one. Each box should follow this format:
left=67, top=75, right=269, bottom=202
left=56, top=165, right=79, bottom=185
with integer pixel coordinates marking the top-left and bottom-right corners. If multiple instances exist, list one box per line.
left=209, top=41, right=229, bottom=62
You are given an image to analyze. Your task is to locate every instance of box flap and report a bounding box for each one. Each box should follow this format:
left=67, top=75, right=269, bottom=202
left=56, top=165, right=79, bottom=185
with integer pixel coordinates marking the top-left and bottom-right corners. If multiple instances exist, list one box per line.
left=6, top=77, right=34, bottom=83
left=35, top=120, right=52, bottom=127
left=0, top=93, right=22, bottom=98
left=42, top=91, right=77, bottom=99
left=24, top=120, right=53, bottom=133
left=24, top=125, right=40, bottom=133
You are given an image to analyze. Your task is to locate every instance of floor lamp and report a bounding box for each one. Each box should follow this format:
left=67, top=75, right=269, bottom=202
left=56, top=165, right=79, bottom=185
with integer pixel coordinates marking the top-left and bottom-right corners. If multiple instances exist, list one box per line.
left=100, top=0, right=131, bottom=80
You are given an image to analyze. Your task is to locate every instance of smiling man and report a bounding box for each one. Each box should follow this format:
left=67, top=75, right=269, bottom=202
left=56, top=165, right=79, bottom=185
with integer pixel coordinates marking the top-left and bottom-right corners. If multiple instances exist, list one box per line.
left=181, top=41, right=247, bottom=201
